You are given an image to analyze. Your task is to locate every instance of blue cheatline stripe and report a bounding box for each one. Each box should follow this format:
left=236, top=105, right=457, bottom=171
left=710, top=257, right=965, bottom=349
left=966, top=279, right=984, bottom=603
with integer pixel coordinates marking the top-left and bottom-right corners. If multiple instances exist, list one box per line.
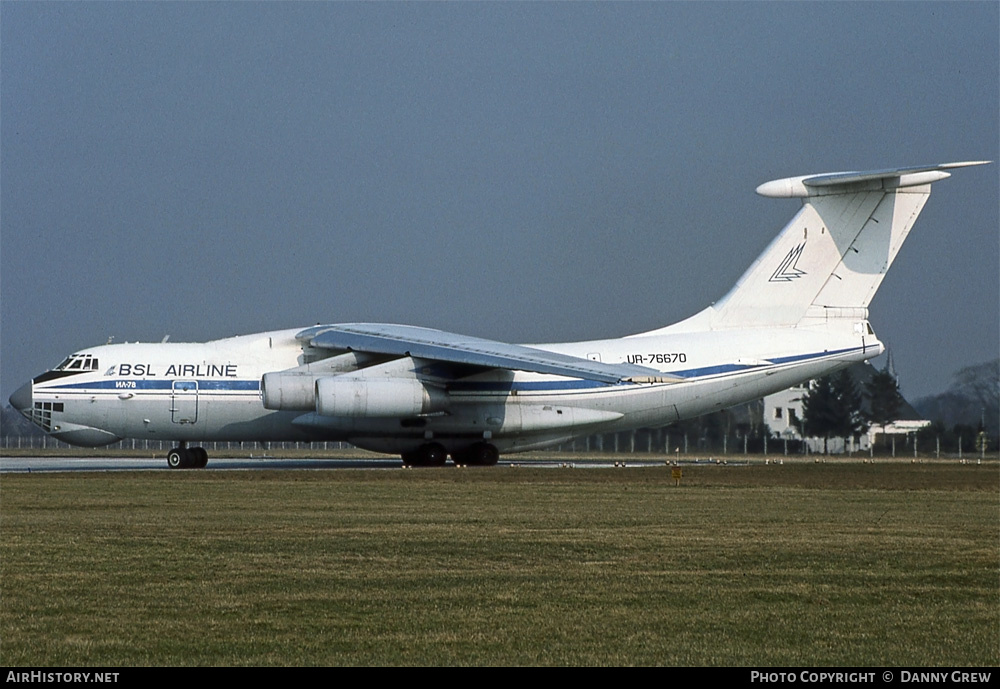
left=38, top=347, right=864, bottom=396
left=668, top=362, right=762, bottom=378
left=451, top=346, right=866, bottom=393
left=666, top=346, right=864, bottom=378
left=765, top=347, right=861, bottom=365
left=41, top=380, right=261, bottom=391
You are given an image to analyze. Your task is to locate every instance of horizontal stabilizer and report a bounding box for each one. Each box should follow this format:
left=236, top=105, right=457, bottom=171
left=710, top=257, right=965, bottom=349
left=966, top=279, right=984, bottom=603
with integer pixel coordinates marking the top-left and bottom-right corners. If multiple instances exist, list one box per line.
left=756, top=161, right=990, bottom=198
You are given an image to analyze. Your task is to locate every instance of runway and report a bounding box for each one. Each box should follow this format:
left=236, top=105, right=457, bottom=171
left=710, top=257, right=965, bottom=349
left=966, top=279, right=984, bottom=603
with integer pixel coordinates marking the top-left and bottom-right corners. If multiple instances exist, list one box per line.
left=0, top=455, right=682, bottom=473
left=1, top=456, right=405, bottom=472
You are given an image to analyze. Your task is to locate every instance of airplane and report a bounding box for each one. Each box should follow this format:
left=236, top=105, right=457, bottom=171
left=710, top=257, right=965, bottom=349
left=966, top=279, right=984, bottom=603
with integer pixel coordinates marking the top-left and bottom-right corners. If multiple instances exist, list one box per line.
left=9, top=161, right=989, bottom=468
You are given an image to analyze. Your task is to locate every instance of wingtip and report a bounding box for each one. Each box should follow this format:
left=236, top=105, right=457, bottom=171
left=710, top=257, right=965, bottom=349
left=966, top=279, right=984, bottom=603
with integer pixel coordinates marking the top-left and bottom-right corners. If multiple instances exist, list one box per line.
left=939, top=160, right=992, bottom=169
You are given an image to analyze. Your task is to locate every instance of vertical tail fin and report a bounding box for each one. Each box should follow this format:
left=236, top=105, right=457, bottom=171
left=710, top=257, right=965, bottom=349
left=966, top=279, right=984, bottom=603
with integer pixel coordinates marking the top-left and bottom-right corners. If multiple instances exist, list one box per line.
left=659, top=161, right=989, bottom=333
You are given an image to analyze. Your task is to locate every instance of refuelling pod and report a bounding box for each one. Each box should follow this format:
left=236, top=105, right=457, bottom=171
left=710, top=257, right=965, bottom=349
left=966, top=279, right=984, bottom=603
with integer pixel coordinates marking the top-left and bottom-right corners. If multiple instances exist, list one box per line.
left=316, top=377, right=448, bottom=418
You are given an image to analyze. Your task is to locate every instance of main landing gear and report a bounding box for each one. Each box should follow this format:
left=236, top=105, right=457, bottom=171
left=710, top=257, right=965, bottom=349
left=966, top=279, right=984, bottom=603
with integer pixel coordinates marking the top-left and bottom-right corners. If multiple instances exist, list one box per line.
left=454, top=442, right=500, bottom=466
left=401, top=442, right=447, bottom=467
left=166, top=444, right=208, bottom=469
left=402, top=442, right=500, bottom=467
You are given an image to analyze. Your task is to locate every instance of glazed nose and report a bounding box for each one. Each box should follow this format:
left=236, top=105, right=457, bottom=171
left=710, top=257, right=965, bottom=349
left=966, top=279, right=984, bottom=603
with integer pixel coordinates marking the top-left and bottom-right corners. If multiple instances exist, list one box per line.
left=9, top=382, right=32, bottom=414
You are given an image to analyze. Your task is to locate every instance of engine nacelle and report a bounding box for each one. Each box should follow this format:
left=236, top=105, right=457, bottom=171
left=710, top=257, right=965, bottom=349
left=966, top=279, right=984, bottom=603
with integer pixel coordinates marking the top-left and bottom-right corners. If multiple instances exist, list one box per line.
left=315, top=377, right=447, bottom=418
left=261, top=373, right=318, bottom=411
left=262, top=352, right=388, bottom=411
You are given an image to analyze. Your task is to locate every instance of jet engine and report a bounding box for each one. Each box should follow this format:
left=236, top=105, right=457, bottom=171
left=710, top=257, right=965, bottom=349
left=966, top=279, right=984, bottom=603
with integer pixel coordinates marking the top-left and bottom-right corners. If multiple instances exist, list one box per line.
left=261, top=372, right=318, bottom=411
left=315, top=377, right=447, bottom=417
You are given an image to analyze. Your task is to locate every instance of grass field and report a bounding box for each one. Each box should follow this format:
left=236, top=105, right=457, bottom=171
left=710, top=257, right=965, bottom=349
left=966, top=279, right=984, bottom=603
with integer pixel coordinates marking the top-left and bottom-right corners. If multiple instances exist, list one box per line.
left=2, top=461, right=997, bottom=666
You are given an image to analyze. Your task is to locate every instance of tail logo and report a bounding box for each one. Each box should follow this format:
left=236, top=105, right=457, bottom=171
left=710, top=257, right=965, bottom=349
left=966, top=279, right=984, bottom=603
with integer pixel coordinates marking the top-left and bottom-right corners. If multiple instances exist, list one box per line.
left=769, top=242, right=807, bottom=282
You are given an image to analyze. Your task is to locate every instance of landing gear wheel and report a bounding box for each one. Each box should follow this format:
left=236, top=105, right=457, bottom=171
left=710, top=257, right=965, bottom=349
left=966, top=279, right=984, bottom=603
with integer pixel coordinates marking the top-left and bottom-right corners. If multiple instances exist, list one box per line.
left=422, top=443, right=448, bottom=466
left=403, top=443, right=448, bottom=467
left=191, top=447, right=208, bottom=468
left=466, top=442, right=500, bottom=466
left=167, top=448, right=189, bottom=469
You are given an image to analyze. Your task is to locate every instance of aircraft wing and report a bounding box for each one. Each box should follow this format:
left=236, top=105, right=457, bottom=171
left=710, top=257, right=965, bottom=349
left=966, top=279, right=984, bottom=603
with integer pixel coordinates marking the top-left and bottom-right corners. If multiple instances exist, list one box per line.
left=297, top=323, right=673, bottom=384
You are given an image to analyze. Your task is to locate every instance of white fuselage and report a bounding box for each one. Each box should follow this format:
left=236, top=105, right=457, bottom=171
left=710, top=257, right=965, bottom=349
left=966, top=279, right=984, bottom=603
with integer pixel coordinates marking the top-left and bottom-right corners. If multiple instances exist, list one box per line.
left=22, top=321, right=879, bottom=454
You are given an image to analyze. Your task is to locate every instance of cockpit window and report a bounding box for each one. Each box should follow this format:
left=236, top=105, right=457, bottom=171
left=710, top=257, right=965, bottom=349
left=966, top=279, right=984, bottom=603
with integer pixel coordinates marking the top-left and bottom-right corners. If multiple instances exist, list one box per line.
left=55, top=355, right=98, bottom=372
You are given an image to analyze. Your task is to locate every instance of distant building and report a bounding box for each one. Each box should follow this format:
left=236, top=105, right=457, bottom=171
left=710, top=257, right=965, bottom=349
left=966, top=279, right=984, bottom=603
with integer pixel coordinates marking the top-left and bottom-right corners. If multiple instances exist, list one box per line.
left=763, top=361, right=930, bottom=453
left=765, top=380, right=810, bottom=443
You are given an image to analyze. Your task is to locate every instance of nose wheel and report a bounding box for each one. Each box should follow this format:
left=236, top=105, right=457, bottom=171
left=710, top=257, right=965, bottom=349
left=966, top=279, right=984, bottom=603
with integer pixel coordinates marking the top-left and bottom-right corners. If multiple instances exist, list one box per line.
left=166, top=446, right=208, bottom=469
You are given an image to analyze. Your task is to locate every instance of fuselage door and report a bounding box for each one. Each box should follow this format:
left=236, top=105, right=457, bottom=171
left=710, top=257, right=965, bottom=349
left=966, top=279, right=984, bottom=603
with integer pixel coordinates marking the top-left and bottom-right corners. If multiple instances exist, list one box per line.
left=170, top=380, right=199, bottom=424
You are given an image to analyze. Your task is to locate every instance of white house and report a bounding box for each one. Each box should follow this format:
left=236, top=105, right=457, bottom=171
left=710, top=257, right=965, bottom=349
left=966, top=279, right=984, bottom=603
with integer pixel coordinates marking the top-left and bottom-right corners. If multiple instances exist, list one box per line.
left=762, top=362, right=930, bottom=454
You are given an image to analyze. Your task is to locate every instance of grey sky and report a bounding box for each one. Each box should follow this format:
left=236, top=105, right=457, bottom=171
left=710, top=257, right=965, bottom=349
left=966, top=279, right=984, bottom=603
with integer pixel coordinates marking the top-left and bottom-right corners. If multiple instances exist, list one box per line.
left=2, top=2, right=997, bottom=403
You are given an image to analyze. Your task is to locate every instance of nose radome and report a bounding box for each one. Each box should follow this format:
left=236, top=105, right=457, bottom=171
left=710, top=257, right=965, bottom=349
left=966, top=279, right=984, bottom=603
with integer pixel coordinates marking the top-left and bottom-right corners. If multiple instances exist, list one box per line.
left=9, top=382, right=32, bottom=414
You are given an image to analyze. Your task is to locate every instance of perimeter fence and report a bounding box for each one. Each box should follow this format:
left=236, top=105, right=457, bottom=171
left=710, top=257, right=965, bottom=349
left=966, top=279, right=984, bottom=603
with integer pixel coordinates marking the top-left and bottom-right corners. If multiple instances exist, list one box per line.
left=1, top=430, right=994, bottom=460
